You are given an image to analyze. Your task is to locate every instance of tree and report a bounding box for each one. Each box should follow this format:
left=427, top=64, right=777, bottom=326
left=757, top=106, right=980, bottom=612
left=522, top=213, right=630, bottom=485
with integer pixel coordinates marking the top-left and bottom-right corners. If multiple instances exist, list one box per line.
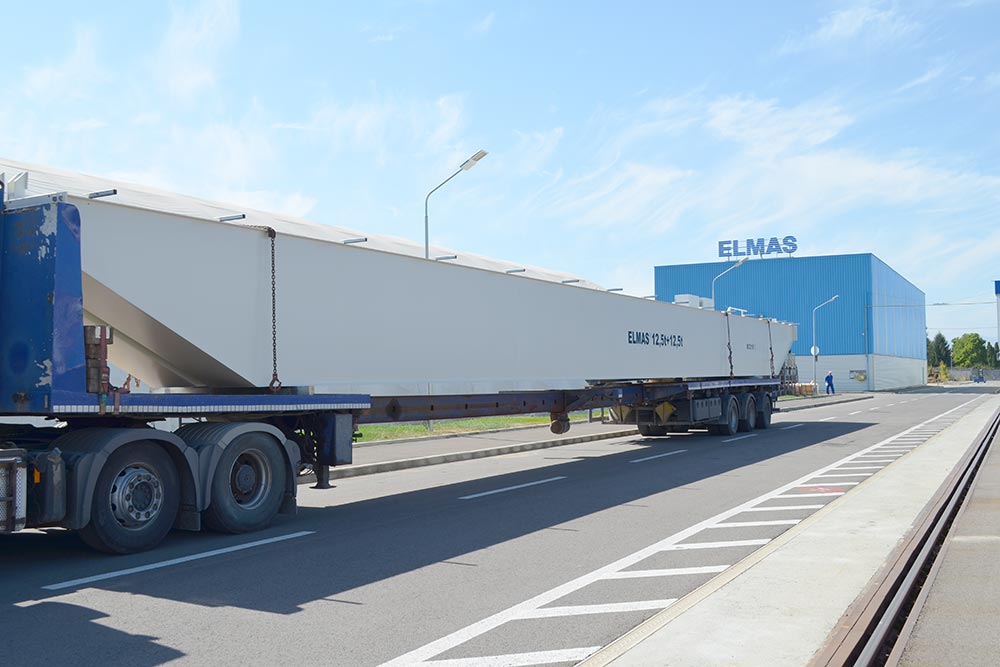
left=928, top=332, right=951, bottom=367
left=988, top=341, right=1000, bottom=369
left=951, top=333, right=989, bottom=368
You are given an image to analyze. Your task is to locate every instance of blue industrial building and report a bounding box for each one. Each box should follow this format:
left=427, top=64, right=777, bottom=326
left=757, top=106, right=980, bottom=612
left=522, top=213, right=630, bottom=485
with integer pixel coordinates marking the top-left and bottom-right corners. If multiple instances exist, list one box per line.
left=654, top=254, right=926, bottom=391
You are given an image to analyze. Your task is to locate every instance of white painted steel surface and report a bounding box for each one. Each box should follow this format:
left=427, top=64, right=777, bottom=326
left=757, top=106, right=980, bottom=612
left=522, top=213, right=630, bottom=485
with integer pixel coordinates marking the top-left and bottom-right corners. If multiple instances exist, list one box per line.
left=2, top=159, right=797, bottom=395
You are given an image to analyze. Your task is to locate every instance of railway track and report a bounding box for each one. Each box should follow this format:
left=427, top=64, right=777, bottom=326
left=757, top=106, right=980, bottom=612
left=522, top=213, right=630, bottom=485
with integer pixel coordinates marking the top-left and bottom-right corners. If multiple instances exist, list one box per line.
left=811, top=405, right=1000, bottom=666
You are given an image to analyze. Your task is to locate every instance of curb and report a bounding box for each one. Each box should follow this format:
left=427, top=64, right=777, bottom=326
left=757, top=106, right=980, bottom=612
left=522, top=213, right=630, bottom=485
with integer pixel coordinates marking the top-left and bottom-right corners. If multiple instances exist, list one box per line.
left=777, top=394, right=873, bottom=412
left=298, top=427, right=639, bottom=484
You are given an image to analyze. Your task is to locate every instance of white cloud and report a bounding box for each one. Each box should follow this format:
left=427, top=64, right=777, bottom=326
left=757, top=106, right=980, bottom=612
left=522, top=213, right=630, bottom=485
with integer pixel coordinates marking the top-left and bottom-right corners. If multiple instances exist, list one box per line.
left=780, top=4, right=918, bottom=54
left=894, top=65, right=946, bottom=93
left=471, top=12, right=496, bottom=34
left=154, top=0, right=240, bottom=103
left=367, top=26, right=408, bottom=43
left=706, top=96, right=853, bottom=157
left=985, top=72, right=1000, bottom=89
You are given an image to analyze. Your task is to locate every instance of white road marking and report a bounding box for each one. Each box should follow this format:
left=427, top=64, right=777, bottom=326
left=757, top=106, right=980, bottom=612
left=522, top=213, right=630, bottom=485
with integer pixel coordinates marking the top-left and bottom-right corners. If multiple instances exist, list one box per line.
left=43, top=531, right=316, bottom=591
left=710, top=520, right=800, bottom=528
left=629, top=449, right=687, bottom=464
left=869, top=407, right=879, bottom=411
left=819, top=416, right=837, bottom=421
left=886, top=403, right=897, bottom=407
left=849, top=411, right=863, bottom=415
left=776, top=492, right=845, bottom=498
left=743, top=505, right=824, bottom=511
left=781, top=424, right=804, bottom=430
left=723, top=434, right=757, bottom=443
left=836, top=466, right=883, bottom=471
left=379, top=397, right=982, bottom=667
left=662, top=539, right=772, bottom=551
left=459, top=476, right=566, bottom=500
left=519, top=599, right=678, bottom=619
left=810, top=473, right=873, bottom=478
left=423, top=647, right=602, bottom=666
left=604, top=565, right=730, bottom=579
left=800, top=481, right=861, bottom=486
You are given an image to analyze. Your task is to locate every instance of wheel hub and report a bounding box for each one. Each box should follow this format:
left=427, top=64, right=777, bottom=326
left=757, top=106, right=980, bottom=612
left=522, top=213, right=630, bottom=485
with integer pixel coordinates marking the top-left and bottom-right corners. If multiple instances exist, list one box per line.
left=110, top=465, right=163, bottom=529
left=229, top=450, right=271, bottom=509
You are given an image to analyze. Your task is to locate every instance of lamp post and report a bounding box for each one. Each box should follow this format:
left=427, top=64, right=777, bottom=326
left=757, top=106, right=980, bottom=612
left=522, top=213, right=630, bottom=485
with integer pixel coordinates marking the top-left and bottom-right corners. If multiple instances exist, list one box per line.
left=812, top=294, right=840, bottom=393
left=710, top=256, right=748, bottom=309
left=424, top=150, right=488, bottom=259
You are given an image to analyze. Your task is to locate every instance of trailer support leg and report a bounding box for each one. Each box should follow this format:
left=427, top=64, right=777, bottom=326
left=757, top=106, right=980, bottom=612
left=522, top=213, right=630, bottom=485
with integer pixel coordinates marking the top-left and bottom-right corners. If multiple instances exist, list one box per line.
left=313, top=463, right=331, bottom=489
left=312, top=413, right=354, bottom=490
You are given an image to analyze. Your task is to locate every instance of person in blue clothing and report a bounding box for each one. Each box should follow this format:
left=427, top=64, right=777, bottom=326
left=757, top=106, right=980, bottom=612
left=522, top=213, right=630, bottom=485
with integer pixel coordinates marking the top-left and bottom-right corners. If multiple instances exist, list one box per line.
left=825, top=371, right=835, bottom=395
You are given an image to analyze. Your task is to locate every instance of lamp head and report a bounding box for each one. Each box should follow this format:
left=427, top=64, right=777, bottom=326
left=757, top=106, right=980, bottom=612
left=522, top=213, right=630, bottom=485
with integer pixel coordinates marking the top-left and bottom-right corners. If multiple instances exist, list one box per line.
left=461, top=150, right=488, bottom=170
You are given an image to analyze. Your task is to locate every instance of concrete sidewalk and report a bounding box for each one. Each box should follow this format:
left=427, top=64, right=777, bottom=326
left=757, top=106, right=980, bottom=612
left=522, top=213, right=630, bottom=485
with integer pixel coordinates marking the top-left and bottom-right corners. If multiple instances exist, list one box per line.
left=579, top=396, right=1000, bottom=667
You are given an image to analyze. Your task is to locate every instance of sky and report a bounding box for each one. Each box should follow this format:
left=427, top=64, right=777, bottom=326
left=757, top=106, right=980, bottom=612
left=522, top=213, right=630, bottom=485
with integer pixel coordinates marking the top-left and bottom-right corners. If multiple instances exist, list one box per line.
left=2, top=0, right=999, bottom=343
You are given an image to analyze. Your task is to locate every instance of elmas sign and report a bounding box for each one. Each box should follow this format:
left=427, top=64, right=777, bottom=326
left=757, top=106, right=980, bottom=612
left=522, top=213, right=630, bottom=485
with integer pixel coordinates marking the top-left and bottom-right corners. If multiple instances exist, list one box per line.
left=718, top=236, right=798, bottom=258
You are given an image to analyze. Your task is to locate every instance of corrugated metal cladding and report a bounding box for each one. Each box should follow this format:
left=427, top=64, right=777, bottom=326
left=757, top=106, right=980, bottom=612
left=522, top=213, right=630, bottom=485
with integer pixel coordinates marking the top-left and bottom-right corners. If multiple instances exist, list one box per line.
left=654, top=253, right=925, bottom=360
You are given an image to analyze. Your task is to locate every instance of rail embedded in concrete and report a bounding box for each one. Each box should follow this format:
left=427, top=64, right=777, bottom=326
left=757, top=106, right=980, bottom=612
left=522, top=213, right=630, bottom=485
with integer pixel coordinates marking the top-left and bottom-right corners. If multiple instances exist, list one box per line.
left=810, top=405, right=1000, bottom=666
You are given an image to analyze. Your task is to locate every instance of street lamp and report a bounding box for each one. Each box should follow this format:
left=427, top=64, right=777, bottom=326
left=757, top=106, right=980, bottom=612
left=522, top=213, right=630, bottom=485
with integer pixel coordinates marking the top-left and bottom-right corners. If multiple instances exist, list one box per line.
left=424, top=149, right=488, bottom=259
left=812, top=294, right=840, bottom=393
left=711, top=256, right=749, bottom=309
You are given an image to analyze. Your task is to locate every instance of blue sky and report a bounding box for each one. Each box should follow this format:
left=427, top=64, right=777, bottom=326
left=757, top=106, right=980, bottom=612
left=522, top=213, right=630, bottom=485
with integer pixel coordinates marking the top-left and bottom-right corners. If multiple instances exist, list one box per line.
left=3, top=1, right=999, bottom=342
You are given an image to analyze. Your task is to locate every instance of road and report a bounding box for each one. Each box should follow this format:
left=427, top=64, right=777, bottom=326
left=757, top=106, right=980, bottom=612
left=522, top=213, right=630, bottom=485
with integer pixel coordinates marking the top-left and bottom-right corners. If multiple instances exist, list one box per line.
left=0, top=389, right=990, bottom=666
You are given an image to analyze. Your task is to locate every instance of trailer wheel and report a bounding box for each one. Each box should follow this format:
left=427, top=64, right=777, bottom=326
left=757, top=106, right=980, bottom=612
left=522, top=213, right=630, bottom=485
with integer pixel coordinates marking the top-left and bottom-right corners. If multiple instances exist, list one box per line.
left=638, top=423, right=669, bottom=437
left=738, top=396, right=758, bottom=432
left=715, top=396, right=740, bottom=436
left=205, top=433, right=286, bottom=534
left=79, top=442, right=180, bottom=554
left=755, top=397, right=772, bottom=429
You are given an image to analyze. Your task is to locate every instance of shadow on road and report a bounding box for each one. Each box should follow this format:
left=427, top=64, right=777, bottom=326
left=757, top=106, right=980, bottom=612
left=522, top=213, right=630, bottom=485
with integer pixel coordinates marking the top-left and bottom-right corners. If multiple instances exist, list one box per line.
left=3, top=421, right=868, bottom=620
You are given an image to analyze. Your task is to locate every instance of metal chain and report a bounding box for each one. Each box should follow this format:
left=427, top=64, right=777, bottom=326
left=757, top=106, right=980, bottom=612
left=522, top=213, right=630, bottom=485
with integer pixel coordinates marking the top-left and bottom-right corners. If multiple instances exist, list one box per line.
left=725, top=313, right=734, bottom=380
left=767, top=319, right=775, bottom=378
left=266, top=227, right=281, bottom=392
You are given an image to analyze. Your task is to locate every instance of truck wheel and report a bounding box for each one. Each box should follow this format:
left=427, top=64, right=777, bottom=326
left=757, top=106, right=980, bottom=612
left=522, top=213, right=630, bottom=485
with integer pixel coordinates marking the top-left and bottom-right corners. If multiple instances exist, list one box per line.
left=755, top=397, right=772, bottom=429
left=205, top=433, right=286, bottom=534
left=738, top=396, right=758, bottom=432
left=716, top=396, right=740, bottom=436
left=638, top=423, right=669, bottom=437
left=79, top=442, right=179, bottom=554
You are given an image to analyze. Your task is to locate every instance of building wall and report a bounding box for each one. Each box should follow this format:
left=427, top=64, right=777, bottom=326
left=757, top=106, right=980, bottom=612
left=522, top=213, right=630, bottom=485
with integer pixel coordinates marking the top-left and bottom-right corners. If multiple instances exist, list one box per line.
left=655, top=253, right=926, bottom=391
left=655, top=254, right=873, bottom=357
left=794, top=354, right=927, bottom=392
left=870, top=255, right=926, bottom=359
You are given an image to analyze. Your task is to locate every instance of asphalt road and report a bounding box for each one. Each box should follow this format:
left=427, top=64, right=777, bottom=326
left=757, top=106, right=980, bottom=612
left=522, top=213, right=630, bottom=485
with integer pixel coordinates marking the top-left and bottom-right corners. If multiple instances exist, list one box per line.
left=0, top=388, right=991, bottom=666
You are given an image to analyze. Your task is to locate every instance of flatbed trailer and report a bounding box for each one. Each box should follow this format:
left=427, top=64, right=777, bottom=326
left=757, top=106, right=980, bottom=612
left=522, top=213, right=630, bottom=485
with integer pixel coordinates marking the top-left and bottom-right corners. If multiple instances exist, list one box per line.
left=0, top=168, right=793, bottom=553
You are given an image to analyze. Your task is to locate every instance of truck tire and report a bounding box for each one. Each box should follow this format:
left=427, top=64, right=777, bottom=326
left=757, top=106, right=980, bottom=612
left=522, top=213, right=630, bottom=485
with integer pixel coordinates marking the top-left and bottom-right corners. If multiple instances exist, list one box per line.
left=715, top=396, right=740, bottom=436
left=755, top=397, right=772, bottom=429
left=205, top=433, right=286, bottom=534
left=738, top=395, right=758, bottom=432
left=638, top=423, right=669, bottom=437
left=79, top=442, right=180, bottom=554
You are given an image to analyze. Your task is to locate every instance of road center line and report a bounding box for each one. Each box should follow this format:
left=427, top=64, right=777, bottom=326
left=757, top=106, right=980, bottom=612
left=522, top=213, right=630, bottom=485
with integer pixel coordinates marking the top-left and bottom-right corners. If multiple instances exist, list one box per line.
left=43, top=531, right=316, bottom=591
left=819, top=416, right=837, bottom=421
left=723, top=434, right=757, bottom=443
left=459, top=476, right=566, bottom=500
left=781, top=424, right=804, bottom=430
left=849, top=411, right=863, bottom=415
left=629, top=449, right=687, bottom=464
